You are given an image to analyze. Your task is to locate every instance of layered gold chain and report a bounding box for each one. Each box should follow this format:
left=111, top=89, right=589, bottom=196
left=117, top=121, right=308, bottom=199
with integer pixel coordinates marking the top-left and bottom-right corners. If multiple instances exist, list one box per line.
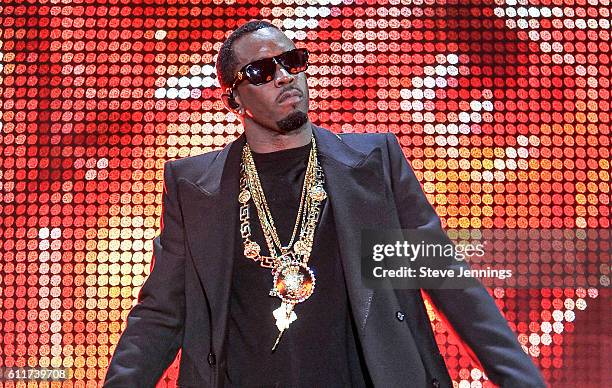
left=237, top=136, right=327, bottom=351
left=238, top=136, right=326, bottom=267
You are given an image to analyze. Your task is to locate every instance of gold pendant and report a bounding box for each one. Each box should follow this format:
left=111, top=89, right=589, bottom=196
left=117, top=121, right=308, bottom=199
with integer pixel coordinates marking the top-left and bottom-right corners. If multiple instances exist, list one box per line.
left=273, top=262, right=316, bottom=304
left=293, top=239, right=308, bottom=255
left=243, top=241, right=261, bottom=259
left=238, top=189, right=251, bottom=204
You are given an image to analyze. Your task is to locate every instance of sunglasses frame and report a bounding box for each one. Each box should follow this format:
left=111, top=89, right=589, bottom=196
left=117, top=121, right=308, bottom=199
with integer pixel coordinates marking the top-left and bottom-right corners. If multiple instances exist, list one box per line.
left=226, top=48, right=309, bottom=96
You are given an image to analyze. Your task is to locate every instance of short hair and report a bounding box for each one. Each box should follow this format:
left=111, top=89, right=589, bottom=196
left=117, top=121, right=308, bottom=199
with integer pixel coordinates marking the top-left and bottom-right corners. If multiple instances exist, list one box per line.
left=216, top=20, right=281, bottom=92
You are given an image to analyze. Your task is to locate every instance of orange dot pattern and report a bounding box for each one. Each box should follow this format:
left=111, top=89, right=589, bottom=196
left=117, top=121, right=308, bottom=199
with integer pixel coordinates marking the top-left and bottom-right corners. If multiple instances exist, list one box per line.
left=0, top=1, right=609, bottom=387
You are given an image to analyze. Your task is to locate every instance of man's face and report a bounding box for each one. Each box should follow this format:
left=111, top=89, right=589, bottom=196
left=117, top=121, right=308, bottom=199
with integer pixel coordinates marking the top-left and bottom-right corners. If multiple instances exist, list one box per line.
left=230, top=28, right=310, bottom=134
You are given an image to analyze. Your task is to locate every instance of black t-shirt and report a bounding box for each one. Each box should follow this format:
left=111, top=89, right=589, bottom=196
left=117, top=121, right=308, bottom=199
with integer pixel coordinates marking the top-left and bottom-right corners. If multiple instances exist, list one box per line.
left=225, top=142, right=372, bottom=387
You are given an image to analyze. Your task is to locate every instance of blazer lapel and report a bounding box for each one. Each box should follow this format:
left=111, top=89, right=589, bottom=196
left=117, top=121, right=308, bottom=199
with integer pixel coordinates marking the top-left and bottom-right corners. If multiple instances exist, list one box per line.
left=314, top=126, right=394, bottom=337
left=177, top=135, right=245, bottom=355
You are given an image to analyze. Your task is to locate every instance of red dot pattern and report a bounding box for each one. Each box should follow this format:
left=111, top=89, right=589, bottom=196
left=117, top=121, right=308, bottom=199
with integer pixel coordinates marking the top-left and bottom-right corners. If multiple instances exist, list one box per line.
left=0, top=1, right=609, bottom=387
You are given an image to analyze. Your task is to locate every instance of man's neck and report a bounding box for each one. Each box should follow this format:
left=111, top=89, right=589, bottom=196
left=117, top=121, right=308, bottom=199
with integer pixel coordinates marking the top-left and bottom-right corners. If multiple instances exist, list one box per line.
left=244, top=122, right=313, bottom=153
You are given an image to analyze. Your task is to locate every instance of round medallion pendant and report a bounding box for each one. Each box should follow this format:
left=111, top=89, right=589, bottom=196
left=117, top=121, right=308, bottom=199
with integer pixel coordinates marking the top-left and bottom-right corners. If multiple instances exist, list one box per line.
left=238, top=189, right=251, bottom=204
left=273, top=262, right=315, bottom=304
left=293, top=239, right=309, bottom=255
left=243, top=241, right=261, bottom=259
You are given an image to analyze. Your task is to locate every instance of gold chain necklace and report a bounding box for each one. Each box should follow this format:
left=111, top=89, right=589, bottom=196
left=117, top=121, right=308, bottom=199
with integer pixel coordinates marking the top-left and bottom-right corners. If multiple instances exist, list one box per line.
left=238, top=136, right=327, bottom=351
left=241, top=143, right=314, bottom=254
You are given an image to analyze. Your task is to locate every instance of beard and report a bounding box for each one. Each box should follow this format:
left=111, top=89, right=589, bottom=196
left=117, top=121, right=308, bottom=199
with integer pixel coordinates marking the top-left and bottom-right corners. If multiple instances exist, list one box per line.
left=276, top=111, right=309, bottom=133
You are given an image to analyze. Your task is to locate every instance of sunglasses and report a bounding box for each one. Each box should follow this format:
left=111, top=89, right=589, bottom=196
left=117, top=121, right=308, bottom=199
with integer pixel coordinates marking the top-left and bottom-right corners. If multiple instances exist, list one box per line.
left=227, top=48, right=309, bottom=94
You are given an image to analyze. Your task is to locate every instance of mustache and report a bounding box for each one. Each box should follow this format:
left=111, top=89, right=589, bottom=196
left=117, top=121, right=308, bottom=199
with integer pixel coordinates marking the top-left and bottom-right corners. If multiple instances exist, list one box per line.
left=276, top=86, right=303, bottom=103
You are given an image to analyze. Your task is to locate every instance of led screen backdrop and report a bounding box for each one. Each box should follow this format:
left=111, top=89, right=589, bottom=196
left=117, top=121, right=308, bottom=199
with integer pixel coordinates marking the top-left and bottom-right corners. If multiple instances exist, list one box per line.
left=0, top=0, right=610, bottom=386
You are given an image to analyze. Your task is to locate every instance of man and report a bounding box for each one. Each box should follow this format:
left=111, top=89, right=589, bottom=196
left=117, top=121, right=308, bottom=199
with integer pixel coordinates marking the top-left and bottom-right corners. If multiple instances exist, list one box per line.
left=105, top=20, right=545, bottom=387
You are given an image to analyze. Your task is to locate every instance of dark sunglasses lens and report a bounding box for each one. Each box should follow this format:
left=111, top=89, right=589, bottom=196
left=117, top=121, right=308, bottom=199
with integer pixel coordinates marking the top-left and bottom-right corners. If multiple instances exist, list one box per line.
left=241, top=49, right=309, bottom=86
left=245, top=59, right=277, bottom=85
left=278, top=49, right=309, bottom=73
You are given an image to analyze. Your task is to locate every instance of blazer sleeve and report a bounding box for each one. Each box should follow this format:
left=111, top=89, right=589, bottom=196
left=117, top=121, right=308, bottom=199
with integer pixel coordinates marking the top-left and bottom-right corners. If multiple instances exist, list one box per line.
left=384, top=133, right=546, bottom=388
left=104, top=161, right=186, bottom=387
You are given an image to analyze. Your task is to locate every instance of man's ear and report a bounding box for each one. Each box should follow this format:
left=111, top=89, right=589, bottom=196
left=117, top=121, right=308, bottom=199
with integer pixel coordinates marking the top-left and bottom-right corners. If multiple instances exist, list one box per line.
left=221, top=90, right=241, bottom=113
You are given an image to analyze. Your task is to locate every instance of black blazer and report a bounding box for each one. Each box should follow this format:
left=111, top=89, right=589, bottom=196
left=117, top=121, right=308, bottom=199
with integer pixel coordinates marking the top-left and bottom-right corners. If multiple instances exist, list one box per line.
left=104, top=126, right=545, bottom=388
